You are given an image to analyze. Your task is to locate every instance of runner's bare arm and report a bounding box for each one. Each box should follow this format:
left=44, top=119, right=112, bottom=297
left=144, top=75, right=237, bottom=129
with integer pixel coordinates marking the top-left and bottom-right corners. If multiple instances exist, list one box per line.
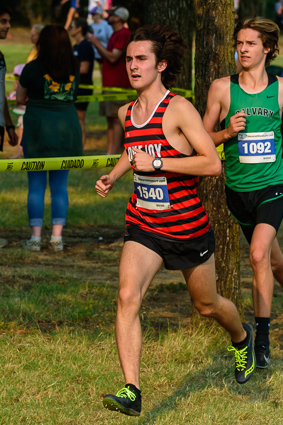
left=131, top=96, right=221, bottom=177
left=95, top=150, right=132, bottom=198
left=203, top=78, right=247, bottom=146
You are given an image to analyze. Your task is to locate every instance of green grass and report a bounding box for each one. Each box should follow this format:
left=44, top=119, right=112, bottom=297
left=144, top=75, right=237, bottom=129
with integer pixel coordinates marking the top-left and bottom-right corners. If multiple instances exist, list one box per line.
left=0, top=39, right=282, bottom=425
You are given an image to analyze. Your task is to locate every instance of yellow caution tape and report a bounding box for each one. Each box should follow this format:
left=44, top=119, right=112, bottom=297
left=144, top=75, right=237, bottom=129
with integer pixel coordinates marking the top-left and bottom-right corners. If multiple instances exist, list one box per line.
left=75, top=88, right=193, bottom=103
left=79, top=84, right=136, bottom=93
left=5, top=75, right=18, bottom=81
left=0, top=155, right=120, bottom=172
left=6, top=75, right=193, bottom=97
left=216, top=144, right=225, bottom=160
left=0, top=148, right=225, bottom=172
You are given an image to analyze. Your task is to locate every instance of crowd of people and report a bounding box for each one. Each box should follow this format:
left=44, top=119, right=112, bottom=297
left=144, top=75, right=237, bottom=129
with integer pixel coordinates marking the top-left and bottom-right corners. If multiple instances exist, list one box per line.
left=1, top=3, right=132, bottom=250
left=1, top=1, right=283, bottom=420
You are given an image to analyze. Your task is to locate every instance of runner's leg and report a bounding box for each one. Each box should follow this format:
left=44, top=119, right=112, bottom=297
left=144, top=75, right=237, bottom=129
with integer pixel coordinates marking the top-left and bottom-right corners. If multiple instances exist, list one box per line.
left=250, top=223, right=275, bottom=318
left=116, top=241, right=163, bottom=389
left=271, top=237, right=283, bottom=286
left=182, top=254, right=246, bottom=342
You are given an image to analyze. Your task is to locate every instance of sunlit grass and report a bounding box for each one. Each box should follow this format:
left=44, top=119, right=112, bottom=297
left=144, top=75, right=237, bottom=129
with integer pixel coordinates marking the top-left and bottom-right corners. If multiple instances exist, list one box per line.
left=0, top=35, right=282, bottom=425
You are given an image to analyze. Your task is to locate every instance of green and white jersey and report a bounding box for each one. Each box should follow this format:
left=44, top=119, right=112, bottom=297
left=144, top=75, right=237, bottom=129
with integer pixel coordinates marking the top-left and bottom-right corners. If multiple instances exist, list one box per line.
left=223, top=73, right=283, bottom=192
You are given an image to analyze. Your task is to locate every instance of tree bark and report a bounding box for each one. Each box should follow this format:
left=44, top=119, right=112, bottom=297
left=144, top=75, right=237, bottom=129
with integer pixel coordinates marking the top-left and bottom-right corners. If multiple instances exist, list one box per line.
left=192, top=0, right=242, bottom=325
left=143, top=0, right=194, bottom=92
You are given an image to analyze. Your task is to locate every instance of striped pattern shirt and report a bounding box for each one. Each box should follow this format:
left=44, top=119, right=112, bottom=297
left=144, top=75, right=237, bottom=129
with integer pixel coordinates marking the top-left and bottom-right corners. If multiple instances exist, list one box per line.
left=124, top=90, right=210, bottom=241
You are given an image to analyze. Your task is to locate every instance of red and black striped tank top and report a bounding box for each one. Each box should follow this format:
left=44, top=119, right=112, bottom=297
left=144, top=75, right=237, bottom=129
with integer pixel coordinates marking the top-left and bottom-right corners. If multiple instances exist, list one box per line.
left=124, top=90, right=211, bottom=241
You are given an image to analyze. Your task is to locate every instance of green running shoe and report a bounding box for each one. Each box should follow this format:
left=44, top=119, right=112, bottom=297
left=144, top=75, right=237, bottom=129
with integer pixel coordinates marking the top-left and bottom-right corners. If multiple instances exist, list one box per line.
left=103, top=384, right=141, bottom=416
left=227, top=323, right=255, bottom=384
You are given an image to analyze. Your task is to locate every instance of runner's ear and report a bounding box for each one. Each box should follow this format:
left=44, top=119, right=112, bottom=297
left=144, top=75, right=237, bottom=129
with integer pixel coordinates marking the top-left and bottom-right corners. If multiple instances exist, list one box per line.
left=157, top=60, right=167, bottom=73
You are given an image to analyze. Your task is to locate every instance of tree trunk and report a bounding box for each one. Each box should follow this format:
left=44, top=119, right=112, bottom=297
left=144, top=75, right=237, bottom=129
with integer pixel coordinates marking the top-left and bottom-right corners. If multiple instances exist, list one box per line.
left=192, top=0, right=242, bottom=326
left=143, top=0, right=194, bottom=92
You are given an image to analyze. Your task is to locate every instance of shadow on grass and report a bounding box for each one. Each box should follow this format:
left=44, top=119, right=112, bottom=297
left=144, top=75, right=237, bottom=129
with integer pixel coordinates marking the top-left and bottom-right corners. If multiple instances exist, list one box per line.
left=139, top=356, right=273, bottom=424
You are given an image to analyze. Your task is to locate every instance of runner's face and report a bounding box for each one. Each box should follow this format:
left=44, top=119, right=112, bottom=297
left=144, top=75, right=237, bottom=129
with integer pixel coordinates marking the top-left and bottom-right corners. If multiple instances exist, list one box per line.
left=0, top=13, right=11, bottom=39
left=236, top=28, right=270, bottom=69
left=126, top=41, right=166, bottom=90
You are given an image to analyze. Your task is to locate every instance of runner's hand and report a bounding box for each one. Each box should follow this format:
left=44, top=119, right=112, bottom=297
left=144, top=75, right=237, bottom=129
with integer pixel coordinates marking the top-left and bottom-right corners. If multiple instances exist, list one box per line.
left=95, top=175, right=115, bottom=198
left=227, top=111, right=247, bottom=138
left=131, top=147, right=155, bottom=172
left=7, top=128, right=18, bottom=147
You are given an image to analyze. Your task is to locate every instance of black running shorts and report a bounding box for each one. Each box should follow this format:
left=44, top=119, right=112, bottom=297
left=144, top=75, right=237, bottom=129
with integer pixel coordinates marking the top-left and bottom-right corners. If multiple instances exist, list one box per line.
left=225, top=185, right=283, bottom=244
left=124, top=226, right=215, bottom=270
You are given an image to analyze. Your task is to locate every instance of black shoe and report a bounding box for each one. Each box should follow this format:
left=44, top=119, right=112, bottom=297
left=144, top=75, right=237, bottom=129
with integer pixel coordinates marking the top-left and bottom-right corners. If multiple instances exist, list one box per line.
left=255, top=344, right=270, bottom=369
left=227, top=323, right=255, bottom=384
left=103, top=383, right=141, bottom=416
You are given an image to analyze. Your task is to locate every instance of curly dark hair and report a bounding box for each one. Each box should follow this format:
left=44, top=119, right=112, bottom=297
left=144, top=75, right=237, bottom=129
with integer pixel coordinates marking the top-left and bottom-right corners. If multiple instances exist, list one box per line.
left=128, top=24, right=186, bottom=89
left=234, top=17, right=279, bottom=66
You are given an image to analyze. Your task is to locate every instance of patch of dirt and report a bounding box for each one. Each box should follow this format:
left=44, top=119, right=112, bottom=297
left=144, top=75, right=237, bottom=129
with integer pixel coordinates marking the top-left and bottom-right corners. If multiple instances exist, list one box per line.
left=6, top=28, right=31, bottom=45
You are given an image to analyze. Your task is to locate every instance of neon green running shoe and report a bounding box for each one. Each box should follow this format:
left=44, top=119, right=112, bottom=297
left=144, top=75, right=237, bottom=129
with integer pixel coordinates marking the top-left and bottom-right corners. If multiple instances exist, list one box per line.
left=227, top=323, right=255, bottom=384
left=103, top=384, right=141, bottom=416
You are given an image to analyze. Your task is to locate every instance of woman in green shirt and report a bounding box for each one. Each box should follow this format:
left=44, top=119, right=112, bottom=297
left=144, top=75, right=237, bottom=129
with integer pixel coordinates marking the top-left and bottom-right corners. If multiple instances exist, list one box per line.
left=16, top=24, right=83, bottom=252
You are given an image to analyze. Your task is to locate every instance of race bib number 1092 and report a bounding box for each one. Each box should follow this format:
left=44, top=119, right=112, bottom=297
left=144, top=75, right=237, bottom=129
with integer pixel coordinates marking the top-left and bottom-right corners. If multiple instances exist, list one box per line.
left=238, top=131, right=276, bottom=163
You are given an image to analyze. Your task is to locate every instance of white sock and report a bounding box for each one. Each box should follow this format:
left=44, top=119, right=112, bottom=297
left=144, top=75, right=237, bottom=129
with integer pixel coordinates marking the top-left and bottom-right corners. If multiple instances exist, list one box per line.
left=30, top=235, right=41, bottom=241
left=50, top=235, right=62, bottom=242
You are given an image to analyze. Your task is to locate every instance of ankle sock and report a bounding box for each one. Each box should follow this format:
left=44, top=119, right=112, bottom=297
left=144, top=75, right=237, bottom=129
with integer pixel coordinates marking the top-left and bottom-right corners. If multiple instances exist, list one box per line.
left=50, top=235, right=62, bottom=242
left=232, top=332, right=249, bottom=350
left=30, top=235, right=41, bottom=241
left=255, top=317, right=270, bottom=347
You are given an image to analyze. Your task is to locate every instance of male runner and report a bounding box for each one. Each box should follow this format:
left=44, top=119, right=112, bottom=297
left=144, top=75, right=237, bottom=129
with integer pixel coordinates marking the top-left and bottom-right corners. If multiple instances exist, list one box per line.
left=203, top=17, right=283, bottom=369
left=0, top=4, right=18, bottom=151
left=96, top=24, right=255, bottom=417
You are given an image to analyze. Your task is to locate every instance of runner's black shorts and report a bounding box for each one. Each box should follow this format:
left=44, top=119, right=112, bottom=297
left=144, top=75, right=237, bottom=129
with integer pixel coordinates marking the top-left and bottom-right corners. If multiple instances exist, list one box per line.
left=225, top=184, right=283, bottom=244
left=124, top=226, right=215, bottom=270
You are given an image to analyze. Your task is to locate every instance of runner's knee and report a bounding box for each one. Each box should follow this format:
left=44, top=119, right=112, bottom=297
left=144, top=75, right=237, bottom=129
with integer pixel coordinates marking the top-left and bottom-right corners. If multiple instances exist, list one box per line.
left=250, top=246, right=269, bottom=269
left=193, top=300, right=217, bottom=318
left=117, top=286, right=142, bottom=309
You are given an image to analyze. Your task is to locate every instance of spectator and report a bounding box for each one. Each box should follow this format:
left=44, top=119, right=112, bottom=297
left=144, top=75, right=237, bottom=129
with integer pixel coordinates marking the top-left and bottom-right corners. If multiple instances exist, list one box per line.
left=9, top=24, right=44, bottom=160
left=275, top=1, right=283, bottom=29
left=6, top=64, right=25, bottom=159
left=16, top=25, right=82, bottom=252
left=89, top=6, right=113, bottom=75
left=70, top=17, right=94, bottom=148
left=88, top=6, right=131, bottom=154
left=27, top=24, right=44, bottom=63
left=0, top=4, right=18, bottom=153
left=0, top=4, right=18, bottom=249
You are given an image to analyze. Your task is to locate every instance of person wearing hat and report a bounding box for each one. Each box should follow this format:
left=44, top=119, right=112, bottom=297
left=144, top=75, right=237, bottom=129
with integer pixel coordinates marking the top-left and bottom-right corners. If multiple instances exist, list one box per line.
left=89, top=6, right=113, bottom=74
left=88, top=6, right=131, bottom=154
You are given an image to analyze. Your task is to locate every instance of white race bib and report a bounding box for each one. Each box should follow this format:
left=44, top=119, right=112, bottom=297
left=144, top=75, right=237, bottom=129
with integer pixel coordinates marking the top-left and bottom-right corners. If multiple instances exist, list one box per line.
left=134, top=174, right=171, bottom=210
left=238, top=132, right=276, bottom=163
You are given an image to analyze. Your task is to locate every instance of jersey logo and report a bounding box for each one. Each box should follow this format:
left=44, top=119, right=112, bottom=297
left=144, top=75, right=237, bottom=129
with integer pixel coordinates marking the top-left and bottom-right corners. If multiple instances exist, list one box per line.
left=267, top=95, right=274, bottom=98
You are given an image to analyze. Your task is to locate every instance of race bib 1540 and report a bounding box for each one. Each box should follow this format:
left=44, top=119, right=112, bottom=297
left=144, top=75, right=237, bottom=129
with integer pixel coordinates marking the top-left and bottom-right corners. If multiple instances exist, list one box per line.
left=134, top=174, right=171, bottom=210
